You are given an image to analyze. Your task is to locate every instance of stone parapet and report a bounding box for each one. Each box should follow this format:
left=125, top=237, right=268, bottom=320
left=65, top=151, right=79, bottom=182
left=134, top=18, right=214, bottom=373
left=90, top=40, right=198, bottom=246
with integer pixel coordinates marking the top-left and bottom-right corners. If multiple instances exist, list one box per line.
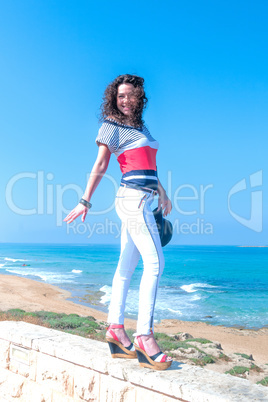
left=0, top=321, right=267, bottom=401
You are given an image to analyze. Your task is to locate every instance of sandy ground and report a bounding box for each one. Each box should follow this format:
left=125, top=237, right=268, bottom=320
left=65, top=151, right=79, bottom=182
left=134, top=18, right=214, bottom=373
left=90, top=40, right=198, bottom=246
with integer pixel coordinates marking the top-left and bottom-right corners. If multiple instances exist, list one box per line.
left=1, top=274, right=268, bottom=366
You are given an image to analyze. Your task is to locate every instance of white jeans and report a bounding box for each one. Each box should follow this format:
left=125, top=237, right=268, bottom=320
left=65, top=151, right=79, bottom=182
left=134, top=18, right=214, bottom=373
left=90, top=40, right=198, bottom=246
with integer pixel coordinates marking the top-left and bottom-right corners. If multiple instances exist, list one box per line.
left=108, top=186, right=165, bottom=335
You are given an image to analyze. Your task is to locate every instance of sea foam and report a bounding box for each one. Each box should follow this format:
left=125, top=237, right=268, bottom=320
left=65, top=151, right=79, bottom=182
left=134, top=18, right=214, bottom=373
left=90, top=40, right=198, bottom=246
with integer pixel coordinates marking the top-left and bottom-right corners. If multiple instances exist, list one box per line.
left=6, top=269, right=76, bottom=284
left=100, top=285, right=112, bottom=304
left=181, top=283, right=217, bottom=293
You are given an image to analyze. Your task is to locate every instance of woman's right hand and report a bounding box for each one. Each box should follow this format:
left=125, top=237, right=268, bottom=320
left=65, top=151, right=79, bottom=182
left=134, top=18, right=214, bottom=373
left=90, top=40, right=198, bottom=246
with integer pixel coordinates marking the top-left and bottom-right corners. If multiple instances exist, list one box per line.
left=64, top=204, right=89, bottom=224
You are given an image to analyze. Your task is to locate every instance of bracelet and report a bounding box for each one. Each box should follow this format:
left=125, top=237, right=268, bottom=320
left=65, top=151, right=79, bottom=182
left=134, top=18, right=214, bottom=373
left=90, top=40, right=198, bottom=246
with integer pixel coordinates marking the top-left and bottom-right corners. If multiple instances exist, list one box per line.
left=79, top=198, right=92, bottom=209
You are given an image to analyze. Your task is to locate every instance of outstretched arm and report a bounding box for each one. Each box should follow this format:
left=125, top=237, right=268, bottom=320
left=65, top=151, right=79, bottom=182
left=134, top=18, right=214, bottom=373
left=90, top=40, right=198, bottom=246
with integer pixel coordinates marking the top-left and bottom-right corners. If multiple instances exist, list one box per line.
left=64, top=144, right=111, bottom=224
left=157, top=178, right=172, bottom=217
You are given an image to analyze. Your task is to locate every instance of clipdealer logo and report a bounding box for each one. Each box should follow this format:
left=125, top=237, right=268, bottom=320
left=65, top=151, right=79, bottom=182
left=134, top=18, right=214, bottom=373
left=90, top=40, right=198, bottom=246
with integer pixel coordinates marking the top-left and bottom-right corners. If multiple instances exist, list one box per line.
left=227, top=170, right=263, bottom=232
left=4, top=169, right=263, bottom=235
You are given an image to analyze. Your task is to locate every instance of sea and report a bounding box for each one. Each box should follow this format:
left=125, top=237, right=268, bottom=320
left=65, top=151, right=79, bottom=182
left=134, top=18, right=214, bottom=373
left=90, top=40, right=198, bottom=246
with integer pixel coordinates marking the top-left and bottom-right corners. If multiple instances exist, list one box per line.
left=0, top=243, right=268, bottom=330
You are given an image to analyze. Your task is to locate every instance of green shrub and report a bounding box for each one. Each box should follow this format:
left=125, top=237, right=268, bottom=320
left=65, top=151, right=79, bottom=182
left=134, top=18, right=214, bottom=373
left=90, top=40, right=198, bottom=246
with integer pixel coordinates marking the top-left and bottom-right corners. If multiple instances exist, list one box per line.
left=190, top=354, right=215, bottom=366
left=250, top=364, right=262, bottom=373
left=91, top=329, right=107, bottom=342
left=234, top=353, right=252, bottom=360
left=125, top=329, right=135, bottom=338
left=202, top=355, right=215, bottom=364
left=219, top=353, right=232, bottom=362
left=257, top=377, right=268, bottom=387
left=7, top=309, right=26, bottom=316
left=225, top=366, right=249, bottom=376
left=184, top=338, right=212, bottom=344
left=0, top=309, right=103, bottom=339
left=154, top=332, right=198, bottom=351
left=46, top=315, right=100, bottom=330
left=190, top=358, right=203, bottom=366
left=35, top=311, right=65, bottom=320
left=24, top=312, right=38, bottom=317
left=67, top=327, right=97, bottom=336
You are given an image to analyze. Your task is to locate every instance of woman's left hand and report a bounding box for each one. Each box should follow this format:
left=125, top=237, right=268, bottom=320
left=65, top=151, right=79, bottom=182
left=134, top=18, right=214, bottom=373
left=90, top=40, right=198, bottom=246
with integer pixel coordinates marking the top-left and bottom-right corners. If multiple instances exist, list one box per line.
left=158, top=192, right=172, bottom=217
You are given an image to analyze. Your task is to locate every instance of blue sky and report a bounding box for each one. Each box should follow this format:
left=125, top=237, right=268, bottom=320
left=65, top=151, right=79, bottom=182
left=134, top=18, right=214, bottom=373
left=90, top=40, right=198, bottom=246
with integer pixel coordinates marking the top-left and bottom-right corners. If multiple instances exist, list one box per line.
left=1, top=0, right=267, bottom=245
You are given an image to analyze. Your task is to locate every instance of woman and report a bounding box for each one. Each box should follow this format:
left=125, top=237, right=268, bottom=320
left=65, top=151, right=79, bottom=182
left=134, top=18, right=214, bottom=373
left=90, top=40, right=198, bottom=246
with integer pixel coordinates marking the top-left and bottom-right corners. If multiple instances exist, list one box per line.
left=64, top=74, right=172, bottom=370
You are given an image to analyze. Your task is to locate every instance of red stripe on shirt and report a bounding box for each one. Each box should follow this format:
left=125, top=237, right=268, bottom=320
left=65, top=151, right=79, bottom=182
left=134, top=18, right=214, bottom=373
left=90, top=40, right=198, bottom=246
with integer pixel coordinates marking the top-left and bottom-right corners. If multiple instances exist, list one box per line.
left=117, top=146, right=157, bottom=174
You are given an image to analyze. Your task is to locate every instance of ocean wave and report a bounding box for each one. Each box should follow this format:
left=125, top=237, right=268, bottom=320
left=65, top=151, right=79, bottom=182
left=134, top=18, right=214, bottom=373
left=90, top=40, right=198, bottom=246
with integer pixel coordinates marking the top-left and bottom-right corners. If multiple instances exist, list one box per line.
left=181, top=283, right=217, bottom=293
left=99, top=285, right=112, bottom=304
left=6, top=269, right=76, bottom=284
left=6, top=269, right=33, bottom=276
left=72, top=270, right=83, bottom=273
left=4, top=257, right=27, bottom=262
left=190, top=294, right=201, bottom=301
left=166, top=307, right=182, bottom=314
left=0, top=264, right=6, bottom=268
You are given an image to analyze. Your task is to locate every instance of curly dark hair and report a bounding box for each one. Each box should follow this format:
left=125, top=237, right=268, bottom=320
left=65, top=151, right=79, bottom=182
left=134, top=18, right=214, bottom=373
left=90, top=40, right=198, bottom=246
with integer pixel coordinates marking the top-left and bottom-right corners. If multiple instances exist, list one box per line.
left=100, top=74, right=148, bottom=128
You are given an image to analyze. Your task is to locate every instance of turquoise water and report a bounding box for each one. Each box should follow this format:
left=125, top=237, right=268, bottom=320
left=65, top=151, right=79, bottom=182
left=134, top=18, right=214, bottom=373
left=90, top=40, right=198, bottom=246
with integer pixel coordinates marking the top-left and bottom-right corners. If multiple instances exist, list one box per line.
left=0, top=243, right=268, bottom=329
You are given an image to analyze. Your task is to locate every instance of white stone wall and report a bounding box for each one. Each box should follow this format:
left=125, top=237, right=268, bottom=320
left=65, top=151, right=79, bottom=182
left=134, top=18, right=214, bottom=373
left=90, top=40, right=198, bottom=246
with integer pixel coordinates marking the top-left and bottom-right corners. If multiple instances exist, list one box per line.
left=0, top=321, right=267, bottom=401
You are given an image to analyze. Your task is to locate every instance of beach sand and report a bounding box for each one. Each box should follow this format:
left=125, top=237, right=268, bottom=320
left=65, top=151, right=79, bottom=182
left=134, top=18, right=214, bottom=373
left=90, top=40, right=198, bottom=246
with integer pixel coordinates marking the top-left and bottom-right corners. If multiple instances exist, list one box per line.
left=1, top=274, right=268, bottom=369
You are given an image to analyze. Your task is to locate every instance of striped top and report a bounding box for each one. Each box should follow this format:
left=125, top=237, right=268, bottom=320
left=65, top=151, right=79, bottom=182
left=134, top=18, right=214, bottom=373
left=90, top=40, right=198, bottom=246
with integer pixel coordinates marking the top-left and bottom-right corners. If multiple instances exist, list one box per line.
left=96, top=118, right=159, bottom=189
